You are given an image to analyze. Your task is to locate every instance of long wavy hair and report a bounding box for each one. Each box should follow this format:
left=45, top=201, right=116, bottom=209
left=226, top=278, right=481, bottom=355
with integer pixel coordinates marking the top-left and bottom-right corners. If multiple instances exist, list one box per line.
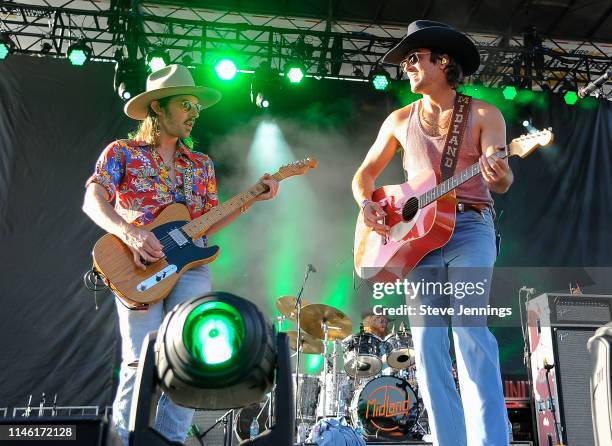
left=129, top=96, right=171, bottom=146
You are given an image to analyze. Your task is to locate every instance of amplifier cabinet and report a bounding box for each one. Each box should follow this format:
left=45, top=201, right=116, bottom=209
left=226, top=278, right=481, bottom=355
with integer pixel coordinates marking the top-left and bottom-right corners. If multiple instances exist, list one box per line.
left=526, top=293, right=612, bottom=446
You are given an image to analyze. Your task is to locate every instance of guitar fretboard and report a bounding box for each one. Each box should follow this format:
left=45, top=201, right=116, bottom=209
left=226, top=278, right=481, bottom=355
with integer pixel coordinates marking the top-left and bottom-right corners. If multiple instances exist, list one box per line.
left=417, top=150, right=508, bottom=208
left=182, top=171, right=286, bottom=240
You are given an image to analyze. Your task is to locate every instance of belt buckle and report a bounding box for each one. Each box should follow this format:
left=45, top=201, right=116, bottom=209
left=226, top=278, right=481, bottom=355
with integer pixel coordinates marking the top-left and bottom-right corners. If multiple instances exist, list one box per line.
left=457, top=203, right=465, bottom=212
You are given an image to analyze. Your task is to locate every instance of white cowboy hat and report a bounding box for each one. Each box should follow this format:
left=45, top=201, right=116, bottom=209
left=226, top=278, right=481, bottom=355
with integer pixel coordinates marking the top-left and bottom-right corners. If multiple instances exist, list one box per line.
left=124, top=64, right=222, bottom=120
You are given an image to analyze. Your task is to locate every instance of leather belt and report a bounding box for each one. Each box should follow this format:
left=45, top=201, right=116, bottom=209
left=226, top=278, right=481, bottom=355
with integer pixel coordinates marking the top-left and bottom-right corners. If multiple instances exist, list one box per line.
left=457, top=202, right=490, bottom=213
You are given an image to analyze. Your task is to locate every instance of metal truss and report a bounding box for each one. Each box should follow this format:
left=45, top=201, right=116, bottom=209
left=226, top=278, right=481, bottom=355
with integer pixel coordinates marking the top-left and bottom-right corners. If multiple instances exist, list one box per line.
left=1, top=0, right=611, bottom=98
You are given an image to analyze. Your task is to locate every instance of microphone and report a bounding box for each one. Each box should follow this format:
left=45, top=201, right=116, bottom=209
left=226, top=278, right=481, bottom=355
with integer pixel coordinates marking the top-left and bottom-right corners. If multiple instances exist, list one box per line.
left=308, top=263, right=317, bottom=273
left=578, top=69, right=612, bottom=98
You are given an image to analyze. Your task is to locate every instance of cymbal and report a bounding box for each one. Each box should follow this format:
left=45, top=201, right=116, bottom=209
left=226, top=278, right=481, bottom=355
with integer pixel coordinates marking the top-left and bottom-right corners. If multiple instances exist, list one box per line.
left=284, top=330, right=324, bottom=354
left=275, top=296, right=310, bottom=321
left=299, top=304, right=353, bottom=341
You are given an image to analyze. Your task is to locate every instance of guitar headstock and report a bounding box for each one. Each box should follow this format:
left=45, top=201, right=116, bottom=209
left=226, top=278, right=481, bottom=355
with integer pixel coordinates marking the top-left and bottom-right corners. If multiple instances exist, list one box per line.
left=276, top=157, right=319, bottom=178
left=508, top=127, right=554, bottom=158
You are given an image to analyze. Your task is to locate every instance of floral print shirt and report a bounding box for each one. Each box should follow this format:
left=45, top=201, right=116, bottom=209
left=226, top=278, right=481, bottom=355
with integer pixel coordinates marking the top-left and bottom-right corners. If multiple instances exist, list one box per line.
left=85, top=139, right=218, bottom=226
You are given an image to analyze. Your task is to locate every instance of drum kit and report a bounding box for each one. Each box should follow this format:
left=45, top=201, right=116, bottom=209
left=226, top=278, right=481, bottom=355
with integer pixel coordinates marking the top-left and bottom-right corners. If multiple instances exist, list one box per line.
left=273, top=296, right=428, bottom=441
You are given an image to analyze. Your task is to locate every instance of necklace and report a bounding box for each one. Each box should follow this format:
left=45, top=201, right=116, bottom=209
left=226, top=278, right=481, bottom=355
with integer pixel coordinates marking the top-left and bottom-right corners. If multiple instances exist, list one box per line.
left=419, top=103, right=452, bottom=137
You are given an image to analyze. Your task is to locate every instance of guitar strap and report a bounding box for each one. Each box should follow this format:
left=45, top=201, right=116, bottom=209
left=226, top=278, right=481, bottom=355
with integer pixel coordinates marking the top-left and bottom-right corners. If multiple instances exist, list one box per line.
left=439, top=93, right=472, bottom=181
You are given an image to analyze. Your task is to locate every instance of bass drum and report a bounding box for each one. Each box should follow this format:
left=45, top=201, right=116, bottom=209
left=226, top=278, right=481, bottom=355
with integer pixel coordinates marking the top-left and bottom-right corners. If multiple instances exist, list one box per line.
left=350, top=376, right=420, bottom=440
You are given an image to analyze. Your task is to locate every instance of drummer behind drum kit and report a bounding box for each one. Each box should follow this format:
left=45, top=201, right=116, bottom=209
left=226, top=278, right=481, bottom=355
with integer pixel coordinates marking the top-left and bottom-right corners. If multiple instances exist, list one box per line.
left=274, top=296, right=429, bottom=441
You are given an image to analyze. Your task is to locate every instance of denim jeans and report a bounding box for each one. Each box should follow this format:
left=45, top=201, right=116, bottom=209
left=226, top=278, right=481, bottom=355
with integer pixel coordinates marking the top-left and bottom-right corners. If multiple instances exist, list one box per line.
left=111, top=265, right=212, bottom=445
left=406, top=209, right=509, bottom=446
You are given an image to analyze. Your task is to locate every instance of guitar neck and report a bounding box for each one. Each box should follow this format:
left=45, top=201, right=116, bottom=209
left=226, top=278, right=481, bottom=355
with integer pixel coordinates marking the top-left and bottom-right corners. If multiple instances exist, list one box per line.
left=418, top=150, right=508, bottom=208
left=182, top=171, right=283, bottom=240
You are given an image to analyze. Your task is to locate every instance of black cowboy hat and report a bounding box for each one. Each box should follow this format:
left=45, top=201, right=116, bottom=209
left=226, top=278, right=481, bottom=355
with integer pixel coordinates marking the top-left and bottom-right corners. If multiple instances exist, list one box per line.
left=383, top=20, right=480, bottom=75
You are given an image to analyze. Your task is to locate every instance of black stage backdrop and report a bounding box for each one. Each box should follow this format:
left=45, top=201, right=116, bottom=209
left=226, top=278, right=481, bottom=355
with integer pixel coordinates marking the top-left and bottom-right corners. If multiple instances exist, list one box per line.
left=0, top=55, right=611, bottom=409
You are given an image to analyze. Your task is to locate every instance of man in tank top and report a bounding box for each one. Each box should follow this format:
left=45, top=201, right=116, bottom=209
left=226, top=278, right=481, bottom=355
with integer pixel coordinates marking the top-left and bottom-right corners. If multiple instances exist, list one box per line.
left=352, top=21, right=513, bottom=446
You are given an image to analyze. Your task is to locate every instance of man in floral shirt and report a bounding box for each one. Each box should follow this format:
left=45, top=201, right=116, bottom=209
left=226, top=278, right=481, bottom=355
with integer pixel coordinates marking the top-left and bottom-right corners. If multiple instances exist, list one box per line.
left=82, top=64, right=278, bottom=445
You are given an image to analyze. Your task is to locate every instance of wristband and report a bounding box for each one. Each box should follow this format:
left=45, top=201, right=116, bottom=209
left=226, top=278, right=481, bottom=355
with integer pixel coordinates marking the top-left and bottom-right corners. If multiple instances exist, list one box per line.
left=360, top=199, right=373, bottom=210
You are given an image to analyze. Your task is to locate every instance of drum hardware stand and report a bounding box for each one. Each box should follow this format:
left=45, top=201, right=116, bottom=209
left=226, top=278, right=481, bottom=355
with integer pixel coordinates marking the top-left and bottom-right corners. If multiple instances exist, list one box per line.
left=319, top=319, right=330, bottom=418
left=23, top=395, right=32, bottom=417
left=193, top=409, right=234, bottom=446
left=294, top=263, right=315, bottom=427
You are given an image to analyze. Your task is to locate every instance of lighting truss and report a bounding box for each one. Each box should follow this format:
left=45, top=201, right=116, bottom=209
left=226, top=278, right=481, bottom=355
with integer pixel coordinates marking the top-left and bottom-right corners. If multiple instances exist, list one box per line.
left=1, top=0, right=611, bottom=98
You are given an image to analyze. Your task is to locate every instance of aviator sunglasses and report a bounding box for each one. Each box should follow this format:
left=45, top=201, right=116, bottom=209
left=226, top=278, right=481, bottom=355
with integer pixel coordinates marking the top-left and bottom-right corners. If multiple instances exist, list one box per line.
left=170, top=99, right=204, bottom=114
left=400, top=51, right=432, bottom=71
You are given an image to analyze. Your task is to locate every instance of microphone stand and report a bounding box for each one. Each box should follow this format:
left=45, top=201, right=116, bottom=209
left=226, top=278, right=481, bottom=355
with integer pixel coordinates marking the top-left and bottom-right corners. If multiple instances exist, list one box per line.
left=294, top=264, right=314, bottom=430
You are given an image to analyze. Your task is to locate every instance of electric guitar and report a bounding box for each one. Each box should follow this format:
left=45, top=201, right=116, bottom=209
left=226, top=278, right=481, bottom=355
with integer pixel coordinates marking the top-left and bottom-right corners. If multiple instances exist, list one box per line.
left=92, top=158, right=318, bottom=307
left=354, top=129, right=554, bottom=282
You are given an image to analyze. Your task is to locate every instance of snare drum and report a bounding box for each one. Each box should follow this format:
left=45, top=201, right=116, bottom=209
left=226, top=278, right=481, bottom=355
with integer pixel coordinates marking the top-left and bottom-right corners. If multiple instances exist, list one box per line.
left=342, top=333, right=384, bottom=378
left=293, top=374, right=321, bottom=422
left=383, top=332, right=415, bottom=369
left=350, top=375, right=420, bottom=439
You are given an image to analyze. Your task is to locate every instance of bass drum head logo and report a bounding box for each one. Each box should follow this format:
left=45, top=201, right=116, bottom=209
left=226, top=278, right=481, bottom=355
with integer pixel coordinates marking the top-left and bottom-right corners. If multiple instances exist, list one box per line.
left=353, top=376, right=420, bottom=438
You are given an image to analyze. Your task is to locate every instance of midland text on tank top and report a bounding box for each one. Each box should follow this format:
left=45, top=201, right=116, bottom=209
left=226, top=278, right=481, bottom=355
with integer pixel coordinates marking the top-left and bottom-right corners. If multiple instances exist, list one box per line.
left=402, top=99, right=494, bottom=208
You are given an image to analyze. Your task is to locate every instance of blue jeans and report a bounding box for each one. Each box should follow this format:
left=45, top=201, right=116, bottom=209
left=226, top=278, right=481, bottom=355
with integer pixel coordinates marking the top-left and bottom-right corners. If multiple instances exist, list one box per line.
left=406, top=209, right=508, bottom=446
left=111, top=265, right=212, bottom=445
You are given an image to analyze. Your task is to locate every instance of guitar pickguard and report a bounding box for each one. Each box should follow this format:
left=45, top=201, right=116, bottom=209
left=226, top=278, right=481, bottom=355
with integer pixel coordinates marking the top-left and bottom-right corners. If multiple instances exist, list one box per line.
left=389, top=209, right=420, bottom=242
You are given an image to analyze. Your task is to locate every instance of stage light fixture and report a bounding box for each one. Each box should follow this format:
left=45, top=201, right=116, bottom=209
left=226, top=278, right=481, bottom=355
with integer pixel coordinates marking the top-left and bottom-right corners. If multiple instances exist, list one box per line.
left=502, top=85, right=518, bottom=101
left=146, top=47, right=169, bottom=72
left=284, top=61, right=306, bottom=84
left=214, top=58, right=238, bottom=80
left=251, top=64, right=279, bottom=109
left=127, top=292, right=295, bottom=446
left=369, top=66, right=390, bottom=91
left=67, top=40, right=92, bottom=66
left=563, top=90, right=578, bottom=106
left=0, top=33, right=15, bottom=61
left=114, top=58, right=146, bottom=100
left=155, top=292, right=276, bottom=407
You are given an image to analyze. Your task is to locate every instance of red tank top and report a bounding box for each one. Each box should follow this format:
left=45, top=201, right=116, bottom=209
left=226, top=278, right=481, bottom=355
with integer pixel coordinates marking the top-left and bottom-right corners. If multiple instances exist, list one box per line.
left=402, top=99, right=494, bottom=208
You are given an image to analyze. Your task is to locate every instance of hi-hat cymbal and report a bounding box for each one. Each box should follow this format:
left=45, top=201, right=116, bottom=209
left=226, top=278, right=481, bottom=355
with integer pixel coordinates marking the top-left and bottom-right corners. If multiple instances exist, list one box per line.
left=276, top=296, right=310, bottom=321
left=284, top=330, right=324, bottom=354
left=299, top=304, right=353, bottom=341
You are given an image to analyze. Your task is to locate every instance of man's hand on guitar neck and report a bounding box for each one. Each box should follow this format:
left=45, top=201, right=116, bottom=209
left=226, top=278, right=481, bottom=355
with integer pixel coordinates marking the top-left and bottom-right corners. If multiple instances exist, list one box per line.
left=121, top=225, right=164, bottom=270
left=479, top=144, right=513, bottom=193
left=362, top=201, right=390, bottom=236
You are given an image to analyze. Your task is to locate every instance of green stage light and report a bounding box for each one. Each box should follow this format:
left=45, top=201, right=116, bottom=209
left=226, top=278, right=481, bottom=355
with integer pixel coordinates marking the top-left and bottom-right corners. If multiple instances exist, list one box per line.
left=215, top=59, right=238, bottom=80
left=284, top=61, right=306, bottom=84
left=370, top=66, right=390, bottom=91
left=563, top=90, right=578, bottom=105
left=287, top=66, right=305, bottom=83
left=67, top=40, right=92, bottom=66
left=502, top=85, right=518, bottom=100
left=183, top=301, right=244, bottom=366
left=372, top=74, right=389, bottom=91
left=146, top=47, right=169, bottom=72
left=0, top=42, right=8, bottom=60
left=155, top=292, right=277, bottom=409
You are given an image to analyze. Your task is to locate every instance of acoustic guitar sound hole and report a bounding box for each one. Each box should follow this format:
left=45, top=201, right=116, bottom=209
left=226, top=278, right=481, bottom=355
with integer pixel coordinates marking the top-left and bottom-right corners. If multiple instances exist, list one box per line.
left=402, top=197, right=419, bottom=221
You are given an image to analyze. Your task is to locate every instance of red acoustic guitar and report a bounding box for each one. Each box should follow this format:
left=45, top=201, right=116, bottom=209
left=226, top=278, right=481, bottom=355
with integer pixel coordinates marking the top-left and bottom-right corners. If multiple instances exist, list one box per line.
left=354, top=128, right=553, bottom=282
